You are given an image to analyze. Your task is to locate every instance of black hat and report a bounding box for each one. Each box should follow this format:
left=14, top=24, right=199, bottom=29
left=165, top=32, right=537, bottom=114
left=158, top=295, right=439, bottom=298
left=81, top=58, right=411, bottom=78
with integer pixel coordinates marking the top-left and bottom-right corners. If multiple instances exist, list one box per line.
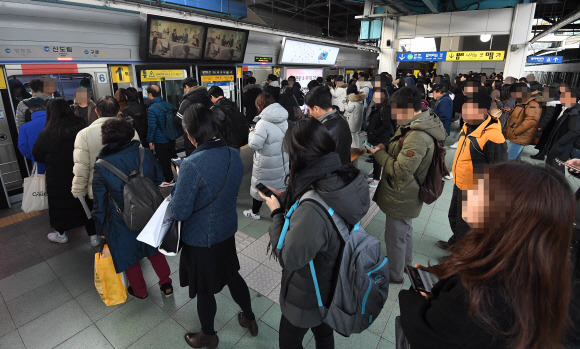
left=25, top=97, right=47, bottom=109
left=430, top=83, right=448, bottom=93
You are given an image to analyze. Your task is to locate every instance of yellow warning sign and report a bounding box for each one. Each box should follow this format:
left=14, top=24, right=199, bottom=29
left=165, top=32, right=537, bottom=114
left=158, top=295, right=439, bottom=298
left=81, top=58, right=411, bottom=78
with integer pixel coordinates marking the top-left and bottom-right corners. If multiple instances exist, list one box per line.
left=446, top=51, right=505, bottom=61
left=236, top=67, right=242, bottom=79
left=111, top=65, right=131, bottom=83
left=0, top=70, right=6, bottom=89
left=141, top=70, right=184, bottom=82
left=200, top=75, right=234, bottom=82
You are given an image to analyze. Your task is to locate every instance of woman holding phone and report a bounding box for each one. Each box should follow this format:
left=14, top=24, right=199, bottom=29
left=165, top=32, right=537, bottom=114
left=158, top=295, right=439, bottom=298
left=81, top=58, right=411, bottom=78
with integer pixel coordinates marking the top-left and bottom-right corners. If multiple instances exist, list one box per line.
left=398, top=162, right=574, bottom=349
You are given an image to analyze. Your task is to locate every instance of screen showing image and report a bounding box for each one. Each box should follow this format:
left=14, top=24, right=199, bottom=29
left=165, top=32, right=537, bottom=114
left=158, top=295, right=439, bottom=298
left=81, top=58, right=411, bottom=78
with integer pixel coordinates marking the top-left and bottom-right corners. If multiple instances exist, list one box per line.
left=148, top=17, right=205, bottom=60
left=279, top=39, right=340, bottom=65
left=204, top=27, right=248, bottom=62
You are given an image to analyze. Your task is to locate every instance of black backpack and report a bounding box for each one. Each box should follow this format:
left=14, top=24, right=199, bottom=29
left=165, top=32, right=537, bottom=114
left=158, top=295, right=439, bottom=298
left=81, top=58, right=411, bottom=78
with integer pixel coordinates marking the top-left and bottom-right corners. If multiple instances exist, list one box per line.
left=215, top=104, right=249, bottom=148
left=96, top=147, right=164, bottom=232
left=399, top=130, right=449, bottom=204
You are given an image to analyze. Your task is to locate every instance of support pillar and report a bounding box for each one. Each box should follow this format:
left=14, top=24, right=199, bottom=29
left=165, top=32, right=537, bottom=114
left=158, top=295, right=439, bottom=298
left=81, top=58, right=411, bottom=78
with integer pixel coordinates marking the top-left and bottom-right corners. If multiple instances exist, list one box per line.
left=503, top=3, right=536, bottom=79
left=437, top=36, right=463, bottom=78
left=378, top=18, right=397, bottom=75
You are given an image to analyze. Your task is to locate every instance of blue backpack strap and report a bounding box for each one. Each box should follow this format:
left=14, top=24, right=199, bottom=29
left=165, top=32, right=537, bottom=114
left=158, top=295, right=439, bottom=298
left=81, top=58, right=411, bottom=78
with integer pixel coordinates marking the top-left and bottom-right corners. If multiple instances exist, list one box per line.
left=309, top=260, right=323, bottom=307
left=276, top=199, right=300, bottom=250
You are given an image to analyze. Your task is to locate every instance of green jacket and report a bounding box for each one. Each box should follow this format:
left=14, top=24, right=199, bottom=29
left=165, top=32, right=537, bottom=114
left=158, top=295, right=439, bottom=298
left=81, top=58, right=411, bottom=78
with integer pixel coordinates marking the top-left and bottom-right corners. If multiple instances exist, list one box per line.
left=374, top=110, right=446, bottom=220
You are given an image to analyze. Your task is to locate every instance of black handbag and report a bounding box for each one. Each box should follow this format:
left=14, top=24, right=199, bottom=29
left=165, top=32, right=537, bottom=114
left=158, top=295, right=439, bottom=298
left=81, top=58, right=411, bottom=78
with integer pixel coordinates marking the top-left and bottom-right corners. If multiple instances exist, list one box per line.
left=395, top=316, right=411, bottom=349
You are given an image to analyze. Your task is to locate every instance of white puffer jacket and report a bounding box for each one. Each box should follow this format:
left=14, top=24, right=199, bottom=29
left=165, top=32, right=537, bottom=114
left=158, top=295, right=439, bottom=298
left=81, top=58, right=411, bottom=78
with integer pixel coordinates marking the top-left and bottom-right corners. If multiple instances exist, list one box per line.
left=344, top=93, right=365, bottom=133
left=248, top=103, right=289, bottom=201
left=330, top=82, right=348, bottom=112
left=71, top=117, right=139, bottom=199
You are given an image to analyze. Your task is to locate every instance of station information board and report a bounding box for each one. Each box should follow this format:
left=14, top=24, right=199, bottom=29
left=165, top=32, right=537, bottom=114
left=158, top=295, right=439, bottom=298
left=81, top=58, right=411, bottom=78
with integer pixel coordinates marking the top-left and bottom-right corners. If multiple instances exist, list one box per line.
left=396, top=50, right=505, bottom=62
left=141, top=70, right=185, bottom=82
left=527, top=56, right=563, bottom=64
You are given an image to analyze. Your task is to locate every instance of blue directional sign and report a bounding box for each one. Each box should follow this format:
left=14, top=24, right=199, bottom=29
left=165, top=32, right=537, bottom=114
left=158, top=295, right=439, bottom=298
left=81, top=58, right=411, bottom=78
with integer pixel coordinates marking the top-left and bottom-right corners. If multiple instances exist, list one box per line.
left=527, top=56, right=563, bottom=64
left=397, top=52, right=447, bottom=62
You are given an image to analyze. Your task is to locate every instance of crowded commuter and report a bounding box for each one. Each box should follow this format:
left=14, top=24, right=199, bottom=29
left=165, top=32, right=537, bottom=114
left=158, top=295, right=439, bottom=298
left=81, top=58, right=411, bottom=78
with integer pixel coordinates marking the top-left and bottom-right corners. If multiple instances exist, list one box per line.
left=356, top=72, right=373, bottom=110
left=72, top=96, right=139, bottom=246
left=305, top=86, right=351, bottom=165
left=400, top=162, right=573, bottom=349
left=437, top=92, right=507, bottom=250
left=365, top=86, right=446, bottom=284
left=177, top=78, right=212, bottom=155
left=544, top=90, right=580, bottom=173
left=9, top=78, right=31, bottom=111
left=432, top=83, right=453, bottom=136
left=343, top=84, right=365, bottom=148
left=261, top=117, right=369, bottom=349
left=329, top=75, right=347, bottom=112
left=278, top=85, right=301, bottom=123
left=120, top=87, right=149, bottom=149
left=169, top=104, right=257, bottom=348
left=17, top=97, right=47, bottom=174
left=32, top=99, right=95, bottom=244
left=244, top=93, right=289, bottom=220
left=147, top=84, right=176, bottom=187
left=307, top=79, right=320, bottom=92
left=503, top=83, right=541, bottom=160
left=532, top=85, right=561, bottom=159
left=208, top=85, right=245, bottom=149
left=242, top=77, right=263, bottom=124
left=114, top=88, right=128, bottom=110
left=489, top=80, right=502, bottom=110
left=264, top=74, right=281, bottom=101
left=72, top=87, right=98, bottom=126
left=15, top=78, right=52, bottom=130
left=92, top=117, right=173, bottom=300
left=366, top=76, right=396, bottom=186
left=287, top=76, right=304, bottom=106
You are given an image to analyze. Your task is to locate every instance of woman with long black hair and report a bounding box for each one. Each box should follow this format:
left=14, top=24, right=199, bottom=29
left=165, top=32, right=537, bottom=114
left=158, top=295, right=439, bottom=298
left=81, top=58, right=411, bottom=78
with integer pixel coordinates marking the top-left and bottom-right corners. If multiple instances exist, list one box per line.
left=33, top=98, right=93, bottom=243
left=399, top=162, right=574, bottom=349
left=260, top=117, right=370, bottom=349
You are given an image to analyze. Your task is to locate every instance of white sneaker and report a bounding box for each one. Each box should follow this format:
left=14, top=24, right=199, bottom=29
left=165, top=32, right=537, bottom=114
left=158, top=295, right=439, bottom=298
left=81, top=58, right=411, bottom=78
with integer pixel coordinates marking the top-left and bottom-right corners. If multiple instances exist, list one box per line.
left=444, top=172, right=453, bottom=180
left=47, top=231, right=68, bottom=244
left=90, top=235, right=102, bottom=247
left=159, top=180, right=175, bottom=188
left=243, top=209, right=261, bottom=220
left=449, top=142, right=458, bottom=149
left=368, top=180, right=379, bottom=188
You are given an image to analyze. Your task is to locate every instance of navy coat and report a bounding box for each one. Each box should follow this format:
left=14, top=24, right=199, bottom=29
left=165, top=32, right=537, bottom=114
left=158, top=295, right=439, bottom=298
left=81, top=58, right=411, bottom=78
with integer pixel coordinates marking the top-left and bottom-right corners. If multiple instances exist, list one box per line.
left=92, top=141, right=163, bottom=273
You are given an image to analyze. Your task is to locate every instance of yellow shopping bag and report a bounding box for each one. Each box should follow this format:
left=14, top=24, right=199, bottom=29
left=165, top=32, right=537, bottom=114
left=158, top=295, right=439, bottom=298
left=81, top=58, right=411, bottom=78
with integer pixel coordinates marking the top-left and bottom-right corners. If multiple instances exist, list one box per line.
left=94, top=244, right=127, bottom=306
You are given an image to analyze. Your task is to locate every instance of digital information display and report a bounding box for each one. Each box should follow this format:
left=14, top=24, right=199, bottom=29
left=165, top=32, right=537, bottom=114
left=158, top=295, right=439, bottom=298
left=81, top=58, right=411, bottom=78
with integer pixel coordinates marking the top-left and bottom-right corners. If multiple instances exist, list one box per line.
left=279, top=39, right=340, bottom=65
left=148, top=18, right=205, bottom=60
left=204, top=26, right=248, bottom=63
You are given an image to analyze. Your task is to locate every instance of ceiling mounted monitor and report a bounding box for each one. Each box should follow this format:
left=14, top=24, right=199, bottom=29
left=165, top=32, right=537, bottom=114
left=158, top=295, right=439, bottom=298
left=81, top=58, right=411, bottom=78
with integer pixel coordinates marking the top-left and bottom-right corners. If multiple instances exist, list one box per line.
left=279, top=39, right=340, bottom=65
left=203, top=25, right=249, bottom=63
left=146, top=15, right=206, bottom=61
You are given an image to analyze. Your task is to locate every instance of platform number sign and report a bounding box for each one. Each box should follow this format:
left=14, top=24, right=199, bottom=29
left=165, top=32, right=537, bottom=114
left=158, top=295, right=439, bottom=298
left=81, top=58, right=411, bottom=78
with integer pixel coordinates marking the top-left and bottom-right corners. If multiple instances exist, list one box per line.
left=96, top=73, right=108, bottom=84
left=110, top=65, right=131, bottom=84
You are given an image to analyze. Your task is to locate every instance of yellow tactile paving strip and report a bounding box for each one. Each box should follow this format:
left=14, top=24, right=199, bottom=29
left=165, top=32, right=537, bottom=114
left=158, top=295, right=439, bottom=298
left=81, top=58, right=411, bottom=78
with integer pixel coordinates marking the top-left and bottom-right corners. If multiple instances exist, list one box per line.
left=0, top=211, right=44, bottom=229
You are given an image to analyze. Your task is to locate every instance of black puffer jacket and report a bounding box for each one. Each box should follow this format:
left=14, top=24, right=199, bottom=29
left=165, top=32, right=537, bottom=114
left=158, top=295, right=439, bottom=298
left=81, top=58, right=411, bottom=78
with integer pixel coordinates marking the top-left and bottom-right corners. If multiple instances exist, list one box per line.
left=211, top=97, right=239, bottom=144
left=177, top=87, right=212, bottom=155
left=269, top=153, right=370, bottom=328
left=121, top=101, right=148, bottom=148
left=545, top=104, right=580, bottom=160
left=321, top=110, right=352, bottom=164
left=366, top=102, right=395, bottom=146
left=242, top=84, right=262, bottom=123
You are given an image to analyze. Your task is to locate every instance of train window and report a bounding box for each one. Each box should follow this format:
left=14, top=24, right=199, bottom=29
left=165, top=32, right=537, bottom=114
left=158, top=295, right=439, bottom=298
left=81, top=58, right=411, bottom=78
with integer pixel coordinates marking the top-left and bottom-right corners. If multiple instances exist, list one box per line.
left=7, top=73, right=94, bottom=110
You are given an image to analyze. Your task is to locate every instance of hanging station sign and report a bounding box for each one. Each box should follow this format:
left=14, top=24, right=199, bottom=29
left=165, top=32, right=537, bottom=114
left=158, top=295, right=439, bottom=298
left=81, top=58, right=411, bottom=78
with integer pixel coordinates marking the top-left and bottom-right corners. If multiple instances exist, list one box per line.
left=527, top=56, right=563, bottom=64
left=396, top=50, right=505, bottom=62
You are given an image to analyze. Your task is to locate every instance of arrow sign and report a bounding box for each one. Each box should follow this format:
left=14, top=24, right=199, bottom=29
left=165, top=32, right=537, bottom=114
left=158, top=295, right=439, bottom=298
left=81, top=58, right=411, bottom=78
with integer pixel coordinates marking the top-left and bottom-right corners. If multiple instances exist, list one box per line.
left=399, top=54, right=405, bottom=61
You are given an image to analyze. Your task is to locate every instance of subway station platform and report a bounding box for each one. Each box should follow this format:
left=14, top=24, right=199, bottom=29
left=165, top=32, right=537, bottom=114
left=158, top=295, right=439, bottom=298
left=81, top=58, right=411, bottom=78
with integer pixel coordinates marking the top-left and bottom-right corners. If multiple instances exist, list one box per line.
left=0, top=125, right=569, bottom=349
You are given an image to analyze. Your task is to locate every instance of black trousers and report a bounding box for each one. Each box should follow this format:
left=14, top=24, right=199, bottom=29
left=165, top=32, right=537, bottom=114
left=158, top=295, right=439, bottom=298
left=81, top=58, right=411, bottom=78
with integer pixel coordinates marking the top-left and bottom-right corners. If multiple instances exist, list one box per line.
left=197, top=272, right=255, bottom=335
left=372, top=157, right=382, bottom=180
left=447, top=185, right=471, bottom=245
left=58, top=197, right=96, bottom=236
left=252, top=198, right=263, bottom=214
left=279, top=315, right=334, bottom=349
left=154, top=140, right=176, bottom=182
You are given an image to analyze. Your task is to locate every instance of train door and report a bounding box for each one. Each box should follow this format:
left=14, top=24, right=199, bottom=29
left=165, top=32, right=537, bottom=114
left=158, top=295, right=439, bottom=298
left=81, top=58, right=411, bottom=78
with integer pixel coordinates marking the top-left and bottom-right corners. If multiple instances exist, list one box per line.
left=2, top=63, right=108, bottom=204
left=0, top=66, right=18, bottom=208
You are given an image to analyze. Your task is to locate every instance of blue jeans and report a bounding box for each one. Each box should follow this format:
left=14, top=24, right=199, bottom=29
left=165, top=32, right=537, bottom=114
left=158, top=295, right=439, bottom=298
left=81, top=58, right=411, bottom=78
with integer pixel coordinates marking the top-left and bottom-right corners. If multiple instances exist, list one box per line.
left=507, top=141, right=525, bottom=160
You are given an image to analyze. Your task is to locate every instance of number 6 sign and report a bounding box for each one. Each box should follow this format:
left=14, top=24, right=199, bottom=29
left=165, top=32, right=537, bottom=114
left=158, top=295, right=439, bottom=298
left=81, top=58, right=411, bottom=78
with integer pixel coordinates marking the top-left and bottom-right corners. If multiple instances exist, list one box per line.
left=97, top=73, right=108, bottom=84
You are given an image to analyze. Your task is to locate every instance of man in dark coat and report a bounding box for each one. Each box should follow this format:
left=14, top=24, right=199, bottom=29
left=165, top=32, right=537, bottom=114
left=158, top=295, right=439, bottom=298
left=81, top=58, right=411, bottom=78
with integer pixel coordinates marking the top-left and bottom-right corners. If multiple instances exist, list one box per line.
left=366, top=86, right=395, bottom=184
left=208, top=85, right=243, bottom=148
left=287, top=76, right=304, bottom=106
left=545, top=90, right=580, bottom=173
left=177, top=77, right=212, bottom=155
left=264, top=74, right=281, bottom=101
left=305, top=86, right=352, bottom=164
left=120, top=87, right=148, bottom=148
left=242, top=77, right=263, bottom=124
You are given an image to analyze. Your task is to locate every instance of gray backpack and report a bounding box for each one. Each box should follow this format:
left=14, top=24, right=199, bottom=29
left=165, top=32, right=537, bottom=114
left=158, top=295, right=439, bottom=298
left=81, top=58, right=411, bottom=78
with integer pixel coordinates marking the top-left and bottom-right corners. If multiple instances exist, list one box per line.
left=96, top=146, right=164, bottom=232
left=277, top=190, right=390, bottom=336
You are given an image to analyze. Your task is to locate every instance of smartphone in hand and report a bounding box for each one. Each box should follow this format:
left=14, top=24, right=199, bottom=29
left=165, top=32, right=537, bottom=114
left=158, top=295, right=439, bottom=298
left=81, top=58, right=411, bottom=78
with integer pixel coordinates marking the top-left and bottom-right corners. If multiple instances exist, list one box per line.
left=364, top=140, right=374, bottom=149
left=256, top=183, right=274, bottom=198
left=556, top=158, right=580, bottom=172
left=404, top=265, right=440, bottom=294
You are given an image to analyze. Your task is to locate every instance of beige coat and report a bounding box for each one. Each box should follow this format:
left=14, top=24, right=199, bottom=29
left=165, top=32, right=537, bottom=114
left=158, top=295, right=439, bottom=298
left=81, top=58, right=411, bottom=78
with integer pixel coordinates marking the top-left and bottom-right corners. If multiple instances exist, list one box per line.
left=71, top=117, right=139, bottom=199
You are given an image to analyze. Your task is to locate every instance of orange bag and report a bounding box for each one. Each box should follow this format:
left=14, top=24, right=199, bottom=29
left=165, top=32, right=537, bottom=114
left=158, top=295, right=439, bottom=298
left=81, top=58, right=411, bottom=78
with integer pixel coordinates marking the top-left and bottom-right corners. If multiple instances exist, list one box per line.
left=94, top=244, right=127, bottom=306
